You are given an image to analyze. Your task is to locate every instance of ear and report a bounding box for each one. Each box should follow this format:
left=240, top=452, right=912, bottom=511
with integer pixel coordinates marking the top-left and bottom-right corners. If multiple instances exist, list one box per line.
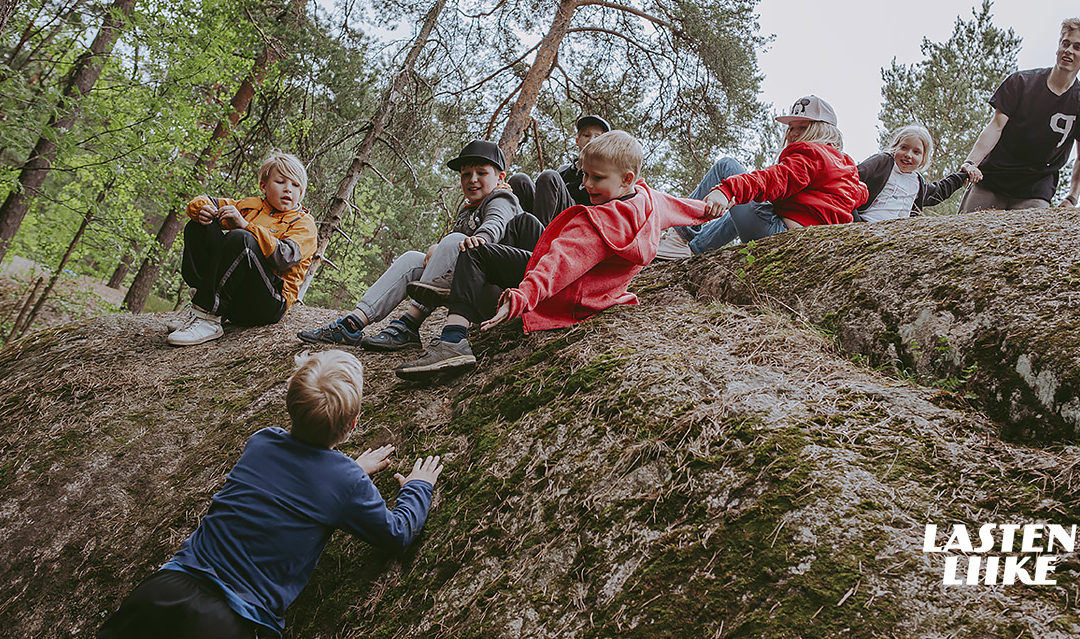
left=498, top=170, right=507, bottom=182
left=622, top=170, right=636, bottom=187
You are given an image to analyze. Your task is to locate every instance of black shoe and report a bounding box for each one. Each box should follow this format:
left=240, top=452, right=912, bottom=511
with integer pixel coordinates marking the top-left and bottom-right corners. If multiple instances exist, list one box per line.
left=407, top=278, right=452, bottom=309
left=360, top=319, right=421, bottom=351
left=297, top=315, right=364, bottom=346
left=395, top=338, right=476, bottom=380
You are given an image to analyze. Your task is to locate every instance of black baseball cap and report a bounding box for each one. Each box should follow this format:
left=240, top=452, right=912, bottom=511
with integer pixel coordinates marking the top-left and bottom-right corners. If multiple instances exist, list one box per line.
left=446, top=140, right=506, bottom=172
left=576, top=115, right=611, bottom=132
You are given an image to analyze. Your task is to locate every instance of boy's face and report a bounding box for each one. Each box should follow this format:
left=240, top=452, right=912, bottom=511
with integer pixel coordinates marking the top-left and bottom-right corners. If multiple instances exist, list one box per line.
left=459, top=163, right=504, bottom=202
left=260, top=166, right=303, bottom=211
left=1057, top=29, right=1080, bottom=75
left=575, top=125, right=607, bottom=152
left=580, top=157, right=636, bottom=205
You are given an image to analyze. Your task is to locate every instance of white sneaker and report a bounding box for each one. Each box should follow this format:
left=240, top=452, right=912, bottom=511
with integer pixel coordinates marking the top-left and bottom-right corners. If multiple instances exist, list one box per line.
left=165, top=307, right=195, bottom=332
left=654, top=228, right=692, bottom=260
left=167, top=308, right=223, bottom=346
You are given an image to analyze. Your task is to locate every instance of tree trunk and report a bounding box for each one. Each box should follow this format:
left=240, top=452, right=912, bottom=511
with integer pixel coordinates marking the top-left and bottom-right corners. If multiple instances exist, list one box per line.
left=106, top=249, right=132, bottom=289
left=297, top=0, right=447, bottom=302
left=496, top=0, right=579, bottom=166
left=0, top=0, right=136, bottom=264
left=122, top=46, right=282, bottom=313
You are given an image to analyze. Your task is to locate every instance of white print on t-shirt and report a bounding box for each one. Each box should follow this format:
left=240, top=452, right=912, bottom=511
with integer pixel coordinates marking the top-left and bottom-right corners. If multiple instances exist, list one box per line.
left=1050, top=113, right=1076, bottom=148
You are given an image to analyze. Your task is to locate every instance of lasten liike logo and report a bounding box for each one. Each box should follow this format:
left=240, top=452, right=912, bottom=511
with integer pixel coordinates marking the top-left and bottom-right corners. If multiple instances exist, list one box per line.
left=923, top=523, right=1076, bottom=585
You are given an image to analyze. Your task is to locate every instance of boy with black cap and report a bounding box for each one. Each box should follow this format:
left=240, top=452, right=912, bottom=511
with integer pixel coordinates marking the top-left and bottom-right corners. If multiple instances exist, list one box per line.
left=509, top=115, right=611, bottom=226
left=297, top=140, right=524, bottom=350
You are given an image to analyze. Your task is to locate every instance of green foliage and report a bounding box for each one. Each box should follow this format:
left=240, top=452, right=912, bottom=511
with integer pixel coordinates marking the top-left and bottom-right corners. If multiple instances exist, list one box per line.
left=878, top=0, right=1021, bottom=213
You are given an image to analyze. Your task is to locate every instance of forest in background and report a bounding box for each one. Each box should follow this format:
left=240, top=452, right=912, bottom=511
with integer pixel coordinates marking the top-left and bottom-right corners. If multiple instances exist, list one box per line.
left=0, top=0, right=1031, bottom=339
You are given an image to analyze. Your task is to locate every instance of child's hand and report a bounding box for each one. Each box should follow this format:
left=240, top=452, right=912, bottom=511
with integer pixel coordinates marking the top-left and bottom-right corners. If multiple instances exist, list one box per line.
left=395, top=455, right=444, bottom=487
left=218, top=205, right=248, bottom=230
left=961, top=163, right=983, bottom=184
left=423, top=244, right=437, bottom=266
left=459, top=235, right=486, bottom=251
left=195, top=204, right=218, bottom=225
left=704, top=190, right=731, bottom=218
left=481, top=299, right=511, bottom=331
left=355, top=444, right=395, bottom=475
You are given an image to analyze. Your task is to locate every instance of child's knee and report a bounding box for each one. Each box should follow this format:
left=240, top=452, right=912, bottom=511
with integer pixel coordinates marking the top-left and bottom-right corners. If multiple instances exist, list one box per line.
left=535, top=169, right=563, bottom=188
left=438, top=232, right=467, bottom=248
left=223, top=228, right=257, bottom=250
left=713, top=157, right=747, bottom=178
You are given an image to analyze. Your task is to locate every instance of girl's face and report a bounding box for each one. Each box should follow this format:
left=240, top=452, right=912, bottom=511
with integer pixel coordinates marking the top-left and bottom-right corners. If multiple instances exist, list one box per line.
left=784, top=119, right=811, bottom=146
left=893, top=136, right=925, bottom=173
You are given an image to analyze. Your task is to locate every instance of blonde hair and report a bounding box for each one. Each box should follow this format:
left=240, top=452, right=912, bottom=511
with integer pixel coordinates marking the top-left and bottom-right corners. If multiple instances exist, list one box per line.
left=791, top=121, right=844, bottom=152
left=580, top=130, right=643, bottom=177
left=259, top=151, right=308, bottom=199
left=886, top=124, right=934, bottom=172
left=287, top=350, right=363, bottom=448
left=1062, top=18, right=1080, bottom=37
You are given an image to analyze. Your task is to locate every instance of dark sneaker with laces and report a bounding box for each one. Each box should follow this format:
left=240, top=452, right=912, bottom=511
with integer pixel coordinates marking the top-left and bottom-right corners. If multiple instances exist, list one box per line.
left=360, top=319, right=421, bottom=351
left=395, top=338, right=476, bottom=380
left=407, top=271, right=453, bottom=308
left=297, top=314, right=364, bottom=346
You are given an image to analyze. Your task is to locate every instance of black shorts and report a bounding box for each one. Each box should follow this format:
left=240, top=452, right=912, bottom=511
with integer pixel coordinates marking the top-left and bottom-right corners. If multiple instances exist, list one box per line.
left=98, top=570, right=264, bottom=639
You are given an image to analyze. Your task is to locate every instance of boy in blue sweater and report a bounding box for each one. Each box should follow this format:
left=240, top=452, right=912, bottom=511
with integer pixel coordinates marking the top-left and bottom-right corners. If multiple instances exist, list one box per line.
left=98, top=350, right=443, bottom=638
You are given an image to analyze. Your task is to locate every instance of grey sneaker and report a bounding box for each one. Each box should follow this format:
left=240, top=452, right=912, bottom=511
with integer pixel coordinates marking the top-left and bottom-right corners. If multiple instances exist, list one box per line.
left=395, top=338, right=476, bottom=381
left=654, top=228, right=692, bottom=261
left=165, top=307, right=196, bottom=332
left=360, top=319, right=421, bottom=351
left=406, top=271, right=453, bottom=308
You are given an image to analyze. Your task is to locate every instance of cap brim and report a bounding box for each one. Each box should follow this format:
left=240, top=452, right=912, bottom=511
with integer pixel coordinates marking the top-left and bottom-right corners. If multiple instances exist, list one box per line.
left=775, top=115, right=815, bottom=125
left=446, top=156, right=503, bottom=172
left=576, top=116, right=611, bottom=132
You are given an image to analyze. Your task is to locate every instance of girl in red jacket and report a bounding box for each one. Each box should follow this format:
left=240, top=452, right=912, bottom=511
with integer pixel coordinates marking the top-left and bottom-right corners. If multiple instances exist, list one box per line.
left=658, top=96, right=868, bottom=257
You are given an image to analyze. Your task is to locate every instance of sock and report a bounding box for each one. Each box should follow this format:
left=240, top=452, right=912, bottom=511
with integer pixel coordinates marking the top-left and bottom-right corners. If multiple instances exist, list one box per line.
left=440, top=324, right=468, bottom=343
left=339, top=313, right=366, bottom=334
left=399, top=312, right=423, bottom=333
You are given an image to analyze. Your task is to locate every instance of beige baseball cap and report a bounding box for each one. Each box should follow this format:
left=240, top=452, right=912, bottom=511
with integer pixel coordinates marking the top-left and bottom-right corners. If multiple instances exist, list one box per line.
left=775, top=95, right=837, bottom=126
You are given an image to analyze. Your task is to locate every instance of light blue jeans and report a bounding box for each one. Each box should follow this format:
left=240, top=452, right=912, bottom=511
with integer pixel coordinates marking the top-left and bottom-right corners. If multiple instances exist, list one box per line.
left=675, top=157, right=787, bottom=254
left=355, top=232, right=466, bottom=323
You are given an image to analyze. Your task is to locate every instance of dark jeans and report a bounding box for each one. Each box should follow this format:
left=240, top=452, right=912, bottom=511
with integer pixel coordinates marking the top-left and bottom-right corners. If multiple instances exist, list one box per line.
left=509, top=170, right=575, bottom=226
left=98, top=570, right=259, bottom=639
left=182, top=220, right=287, bottom=326
left=446, top=213, right=544, bottom=323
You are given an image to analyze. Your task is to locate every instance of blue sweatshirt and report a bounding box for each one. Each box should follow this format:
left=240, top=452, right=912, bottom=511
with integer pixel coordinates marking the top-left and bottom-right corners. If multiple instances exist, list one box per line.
left=162, top=427, right=433, bottom=635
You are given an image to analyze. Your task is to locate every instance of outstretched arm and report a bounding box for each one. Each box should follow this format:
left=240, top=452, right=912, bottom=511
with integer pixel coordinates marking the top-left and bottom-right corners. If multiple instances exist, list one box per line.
left=960, top=110, right=1009, bottom=183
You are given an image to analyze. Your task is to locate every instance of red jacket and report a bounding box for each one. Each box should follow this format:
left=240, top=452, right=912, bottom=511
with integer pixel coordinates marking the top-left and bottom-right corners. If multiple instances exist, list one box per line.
left=502, top=182, right=709, bottom=332
left=716, top=142, right=867, bottom=227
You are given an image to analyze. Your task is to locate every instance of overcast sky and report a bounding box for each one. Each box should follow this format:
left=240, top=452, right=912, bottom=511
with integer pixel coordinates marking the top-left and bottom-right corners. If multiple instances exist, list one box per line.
left=755, top=0, right=1080, bottom=163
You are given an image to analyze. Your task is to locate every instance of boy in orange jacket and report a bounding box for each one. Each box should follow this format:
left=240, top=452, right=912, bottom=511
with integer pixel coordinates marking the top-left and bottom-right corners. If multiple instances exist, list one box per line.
left=167, top=152, right=317, bottom=346
left=395, top=130, right=712, bottom=380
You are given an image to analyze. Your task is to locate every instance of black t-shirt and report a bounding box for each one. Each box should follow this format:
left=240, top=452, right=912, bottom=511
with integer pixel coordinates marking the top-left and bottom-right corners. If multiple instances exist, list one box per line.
left=980, top=68, right=1080, bottom=200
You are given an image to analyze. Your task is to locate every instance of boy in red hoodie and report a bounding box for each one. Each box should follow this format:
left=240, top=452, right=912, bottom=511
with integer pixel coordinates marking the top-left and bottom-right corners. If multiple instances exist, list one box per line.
left=395, top=131, right=712, bottom=380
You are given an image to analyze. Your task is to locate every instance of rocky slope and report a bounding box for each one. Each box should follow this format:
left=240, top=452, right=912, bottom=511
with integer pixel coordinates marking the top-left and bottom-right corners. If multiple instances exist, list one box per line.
left=0, top=208, right=1077, bottom=638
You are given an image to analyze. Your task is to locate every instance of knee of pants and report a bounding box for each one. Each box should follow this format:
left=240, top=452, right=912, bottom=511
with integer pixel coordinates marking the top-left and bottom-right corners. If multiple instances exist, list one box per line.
left=222, top=228, right=258, bottom=251
left=392, top=250, right=427, bottom=271
left=535, top=169, right=564, bottom=188
left=712, top=157, right=748, bottom=178
left=508, top=172, right=534, bottom=190
left=437, top=232, right=467, bottom=249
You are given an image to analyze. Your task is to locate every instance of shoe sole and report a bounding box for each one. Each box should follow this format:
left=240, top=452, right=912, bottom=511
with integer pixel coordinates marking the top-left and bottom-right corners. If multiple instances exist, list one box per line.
left=407, top=281, right=451, bottom=308
left=167, top=331, right=223, bottom=347
left=360, top=339, right=422, bottom=352
left=394, top=355, right=477, bottom=380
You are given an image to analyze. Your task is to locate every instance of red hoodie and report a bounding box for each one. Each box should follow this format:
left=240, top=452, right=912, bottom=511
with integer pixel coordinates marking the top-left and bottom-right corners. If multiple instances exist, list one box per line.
left=716, top=141, right=868, bottom=227
left=501, top=182, right=709, bottom=332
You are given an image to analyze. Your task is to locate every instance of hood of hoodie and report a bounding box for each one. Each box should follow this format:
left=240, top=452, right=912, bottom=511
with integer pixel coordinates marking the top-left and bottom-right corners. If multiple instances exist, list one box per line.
left=581, top=182, right=658, bottom=266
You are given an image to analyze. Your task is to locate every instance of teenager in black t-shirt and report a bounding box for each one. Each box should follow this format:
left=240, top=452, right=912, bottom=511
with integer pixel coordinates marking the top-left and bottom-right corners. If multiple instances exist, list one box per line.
left=958, top=19, right=1080, bottom=212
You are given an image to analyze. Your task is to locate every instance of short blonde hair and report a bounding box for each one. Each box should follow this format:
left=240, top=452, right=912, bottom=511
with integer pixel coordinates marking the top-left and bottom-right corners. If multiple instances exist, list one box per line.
left=886, top=124, right=934, bottom=172
left=259, top=151, right=308, bottom=199
left=287, top=350, right=363, bottom=448
left=1062, top=18, right=1080, bottom=37
left=791, top=121, right=844, bottom=152
left=580, top=130, right=643, bottom=177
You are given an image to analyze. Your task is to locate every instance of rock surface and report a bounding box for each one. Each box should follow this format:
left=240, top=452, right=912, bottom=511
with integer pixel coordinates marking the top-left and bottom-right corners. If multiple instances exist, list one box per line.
left=1, top=210, right=1078, bottom=637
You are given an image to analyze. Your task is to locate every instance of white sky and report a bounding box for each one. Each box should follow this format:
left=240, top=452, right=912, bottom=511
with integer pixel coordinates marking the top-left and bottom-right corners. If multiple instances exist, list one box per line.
left=755, top=0, right=1079, bottom=162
